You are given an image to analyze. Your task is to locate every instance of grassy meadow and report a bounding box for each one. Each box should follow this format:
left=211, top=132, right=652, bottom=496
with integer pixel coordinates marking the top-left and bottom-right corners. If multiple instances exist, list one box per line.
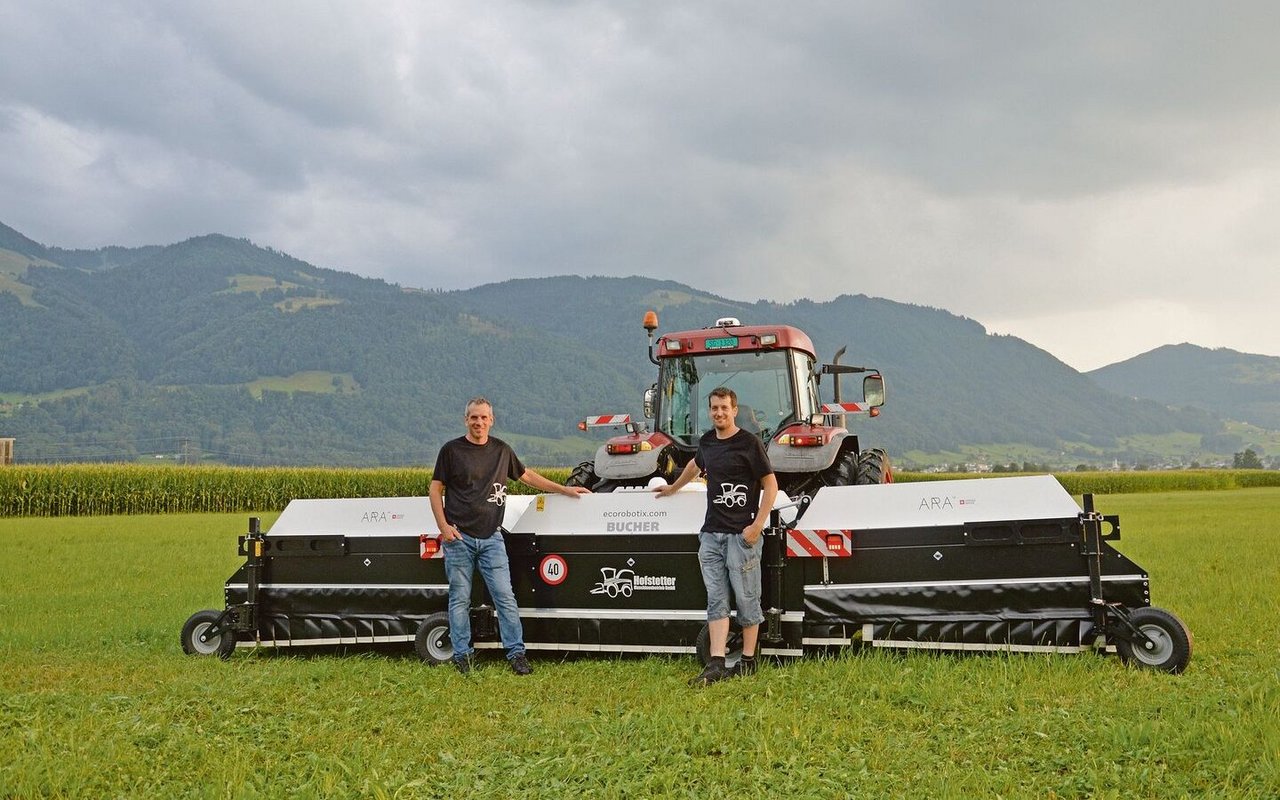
left=1, top=489, right=1278, bottom=797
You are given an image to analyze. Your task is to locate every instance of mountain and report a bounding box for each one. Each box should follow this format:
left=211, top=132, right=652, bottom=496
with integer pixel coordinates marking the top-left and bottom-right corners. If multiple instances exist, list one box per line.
left=0, top=221, right=1237, bottom=467
left=1089, top=344, right=1280, bottom=430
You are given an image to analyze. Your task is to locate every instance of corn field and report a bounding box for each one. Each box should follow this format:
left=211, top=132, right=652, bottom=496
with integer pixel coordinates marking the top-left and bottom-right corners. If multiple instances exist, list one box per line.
left=0, top=464, right=1275, bottom=517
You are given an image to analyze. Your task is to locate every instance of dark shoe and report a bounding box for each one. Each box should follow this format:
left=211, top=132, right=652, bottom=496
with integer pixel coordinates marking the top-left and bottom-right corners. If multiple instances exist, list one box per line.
left=453, top=655, right=473, bottom=675
left=689, top=657, right=728, bottom=687
left=729, top=655, right=757, bottom=678
left=509, top=653, right=533, bottom=675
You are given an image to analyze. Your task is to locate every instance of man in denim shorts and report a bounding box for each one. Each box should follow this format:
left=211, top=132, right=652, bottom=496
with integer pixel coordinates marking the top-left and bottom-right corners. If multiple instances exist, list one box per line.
left=656, top=386, right=778, bottom=686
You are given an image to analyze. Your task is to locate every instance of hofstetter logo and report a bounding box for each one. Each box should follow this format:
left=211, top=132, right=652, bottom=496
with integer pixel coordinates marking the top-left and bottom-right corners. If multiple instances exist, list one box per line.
left=590, top=559, right=676, bottom=598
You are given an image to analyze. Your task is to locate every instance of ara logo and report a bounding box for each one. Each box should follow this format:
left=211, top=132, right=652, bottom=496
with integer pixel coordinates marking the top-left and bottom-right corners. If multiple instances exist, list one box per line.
left=487, top=483, right=507, bottom=506
left=919, top=496, right=954, bottom=511
left=590, top=560, right=676, bottom=598
left=713, top=483, right=749, bottom=508
left=361, top=511, right=389, bottom=523
left=918, top=496, right=977, bottom=511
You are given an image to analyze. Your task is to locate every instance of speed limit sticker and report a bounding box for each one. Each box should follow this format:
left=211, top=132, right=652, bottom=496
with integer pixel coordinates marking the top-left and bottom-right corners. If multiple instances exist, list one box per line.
left=539, top=554, right=568, bottom=586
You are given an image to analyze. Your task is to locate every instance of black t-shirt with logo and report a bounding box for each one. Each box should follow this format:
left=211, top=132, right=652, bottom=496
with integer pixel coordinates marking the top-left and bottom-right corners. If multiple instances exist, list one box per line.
left=432, top=436, right=526, bottom=539
left=694, top=428, right=774, bottom=534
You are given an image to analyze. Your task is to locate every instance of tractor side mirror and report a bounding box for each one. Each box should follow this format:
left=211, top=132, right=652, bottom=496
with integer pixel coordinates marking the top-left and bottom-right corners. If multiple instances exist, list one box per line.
left=863, top=374, right=886, bottom=407
left=643, top=384, right=657, bottom=418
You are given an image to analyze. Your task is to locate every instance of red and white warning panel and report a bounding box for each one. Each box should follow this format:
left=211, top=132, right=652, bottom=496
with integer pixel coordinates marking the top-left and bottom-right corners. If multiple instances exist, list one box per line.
left=580, top=414, right=632, bottom=428
left=786, top=528, right=853, bottom=558
left=819, top=402, right=871, bottom=414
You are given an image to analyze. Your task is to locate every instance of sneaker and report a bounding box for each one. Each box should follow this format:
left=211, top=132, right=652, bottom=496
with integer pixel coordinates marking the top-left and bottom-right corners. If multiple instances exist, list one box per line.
left=729, top=655, right=757, bottom=678
left=509, top=653, right=533, bottom=676
left=689, top=657, right=728, bottom=687
left=453, top=655, right=473, bottom=675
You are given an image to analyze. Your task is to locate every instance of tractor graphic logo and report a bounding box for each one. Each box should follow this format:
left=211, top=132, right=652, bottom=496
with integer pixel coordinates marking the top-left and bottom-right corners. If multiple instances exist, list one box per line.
left=590, top=567, right=635, bottom=598
left=713, top=483, right=748, bottom=508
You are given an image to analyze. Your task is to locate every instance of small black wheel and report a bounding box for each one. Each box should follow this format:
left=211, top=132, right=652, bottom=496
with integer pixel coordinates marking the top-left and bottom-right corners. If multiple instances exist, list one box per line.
left=414, top=612, right=454, bottom=665
left=181, top=609, right=236, bottom=659
left=855, top=448, right=893, bottom=485
left=695, top=620, right=745, bottom=668
left=1114, top=606, right=1192, bottom=674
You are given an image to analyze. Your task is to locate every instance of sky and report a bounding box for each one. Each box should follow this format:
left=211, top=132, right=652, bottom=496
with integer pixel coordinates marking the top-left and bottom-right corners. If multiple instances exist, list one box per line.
left=2, top=2, right=1279, bottom=372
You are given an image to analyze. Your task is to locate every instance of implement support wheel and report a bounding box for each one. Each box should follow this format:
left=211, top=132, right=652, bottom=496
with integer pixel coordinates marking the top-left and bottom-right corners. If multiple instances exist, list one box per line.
left=695, top=620, right=745, bottom=668
left=414, top=612, right=454, bottom=665
left=181, top=609, right=236, bottom=659
left=1114, top=606, right=1192, bottom=674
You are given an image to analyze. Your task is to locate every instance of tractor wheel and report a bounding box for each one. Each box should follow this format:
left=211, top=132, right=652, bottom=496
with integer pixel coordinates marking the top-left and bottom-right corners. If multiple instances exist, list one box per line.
left=819, top=449, right=859, bottom=487
left=414, top=612, right=454, bottom=665
left=180, top=609, right=236, bottom=659
left=565, top=461, right=597, bottom=489
left=695, top=620, right=745, bottom=668
left=1114, top=607, right=1192, bottom=674
left=855, top=448, right=893, bottom=485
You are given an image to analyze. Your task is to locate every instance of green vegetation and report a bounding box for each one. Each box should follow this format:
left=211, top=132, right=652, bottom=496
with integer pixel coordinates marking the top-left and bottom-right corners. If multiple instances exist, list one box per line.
left=1, top=489, right=1277, bottom=796
left=5, top=227, right=1261, bottom=468
left=5, top=465, right=1280, bottom=518
left=244, top=371, right=360, bottom=398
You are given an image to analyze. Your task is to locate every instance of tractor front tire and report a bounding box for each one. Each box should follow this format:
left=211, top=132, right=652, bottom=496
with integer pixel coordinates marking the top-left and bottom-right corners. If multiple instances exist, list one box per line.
left=818, top=449, right=859, bottom=488
left=565, top=461, right=597, bottom=489
left=855, top=448, right=893, bottom=485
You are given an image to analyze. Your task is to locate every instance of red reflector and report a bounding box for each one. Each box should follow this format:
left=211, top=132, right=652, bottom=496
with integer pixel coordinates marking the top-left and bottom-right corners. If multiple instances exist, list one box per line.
left=792, top=434, right=823, bottom=447
left=825, top=533, right=845, bottom=553
left=419, top=535, right=439, bottom=559
left=607, top=443, right=637, bottom=455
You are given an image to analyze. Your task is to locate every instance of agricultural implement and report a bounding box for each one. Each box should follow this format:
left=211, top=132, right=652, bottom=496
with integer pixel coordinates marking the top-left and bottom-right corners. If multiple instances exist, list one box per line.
left=182, top=475, right=1192, bottom=673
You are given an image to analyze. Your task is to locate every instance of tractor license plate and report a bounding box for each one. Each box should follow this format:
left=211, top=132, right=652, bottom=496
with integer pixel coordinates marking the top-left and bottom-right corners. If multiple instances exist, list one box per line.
left=705, top=336, right=739, bottom=350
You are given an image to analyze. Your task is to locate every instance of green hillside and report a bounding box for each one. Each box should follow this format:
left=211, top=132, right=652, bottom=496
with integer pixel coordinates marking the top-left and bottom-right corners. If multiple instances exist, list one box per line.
left=0, top=221, right=1255, bottom=468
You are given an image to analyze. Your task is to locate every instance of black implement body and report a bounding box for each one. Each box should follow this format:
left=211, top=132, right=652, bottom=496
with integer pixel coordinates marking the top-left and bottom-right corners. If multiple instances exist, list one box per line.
left=182, top=476, right=1190, bottom=673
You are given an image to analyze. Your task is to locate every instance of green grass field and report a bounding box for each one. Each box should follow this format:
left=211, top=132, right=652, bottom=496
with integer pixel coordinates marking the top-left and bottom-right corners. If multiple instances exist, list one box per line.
left=2, top=489, right=1278, bottom=798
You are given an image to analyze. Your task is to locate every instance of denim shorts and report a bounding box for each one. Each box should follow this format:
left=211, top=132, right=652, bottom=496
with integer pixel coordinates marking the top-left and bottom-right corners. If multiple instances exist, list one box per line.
left=697, top=530, right=764, bottom=627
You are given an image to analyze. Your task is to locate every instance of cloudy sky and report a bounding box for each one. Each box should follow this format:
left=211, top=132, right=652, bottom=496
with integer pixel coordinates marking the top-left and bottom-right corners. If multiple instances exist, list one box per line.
left=3, top=2, right=1278, bottom=371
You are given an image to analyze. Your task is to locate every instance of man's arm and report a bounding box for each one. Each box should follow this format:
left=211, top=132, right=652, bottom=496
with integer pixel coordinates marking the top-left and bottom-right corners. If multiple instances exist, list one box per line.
left=520, top=468, right=591, bottom=496
left=654, top=458, right=701, bottom=498
left=742, top=473, right=779, bottom=545
left=429, top=479, right=463, bottom=541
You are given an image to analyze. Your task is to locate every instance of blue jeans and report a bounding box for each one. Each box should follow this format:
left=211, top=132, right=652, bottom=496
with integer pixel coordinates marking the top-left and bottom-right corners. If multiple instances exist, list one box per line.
left=697, top=531, right=764, bottom=627
left=442, top=531, right=526, bottom=660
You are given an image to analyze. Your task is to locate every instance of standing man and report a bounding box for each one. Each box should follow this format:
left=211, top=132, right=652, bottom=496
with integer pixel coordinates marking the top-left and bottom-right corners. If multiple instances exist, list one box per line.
left=430, top=396, right=590, bottom=675
left=656, top=387, right=778, bottom=686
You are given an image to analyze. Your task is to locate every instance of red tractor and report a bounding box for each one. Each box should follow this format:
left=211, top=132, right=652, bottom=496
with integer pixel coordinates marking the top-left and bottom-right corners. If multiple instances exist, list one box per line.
left=567, top=313, right=891, bottom=496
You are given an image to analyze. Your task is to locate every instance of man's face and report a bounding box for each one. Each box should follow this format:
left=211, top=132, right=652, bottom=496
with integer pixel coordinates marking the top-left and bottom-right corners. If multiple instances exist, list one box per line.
left=708, top=395, right=736, bottom=433
left=465, top=403, right=494, bottom=443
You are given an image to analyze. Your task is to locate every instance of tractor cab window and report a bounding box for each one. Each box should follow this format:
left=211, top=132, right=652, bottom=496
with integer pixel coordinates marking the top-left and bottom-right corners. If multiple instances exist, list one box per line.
left=658, top=350, right=798, bottom=446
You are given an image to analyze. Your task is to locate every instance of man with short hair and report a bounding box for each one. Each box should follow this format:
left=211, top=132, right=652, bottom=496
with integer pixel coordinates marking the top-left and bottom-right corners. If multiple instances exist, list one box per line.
left=430, top=396, right=590, bottom=675
left=656, top=386, right=778, bottom=685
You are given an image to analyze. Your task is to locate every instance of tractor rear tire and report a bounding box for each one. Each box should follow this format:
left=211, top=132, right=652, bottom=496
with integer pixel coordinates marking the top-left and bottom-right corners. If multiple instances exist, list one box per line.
left=855, top=448, right=893, bottom=485
left=180, top=609, right=237, bottom=659
left=1114, top=606, right=1192, bottom=674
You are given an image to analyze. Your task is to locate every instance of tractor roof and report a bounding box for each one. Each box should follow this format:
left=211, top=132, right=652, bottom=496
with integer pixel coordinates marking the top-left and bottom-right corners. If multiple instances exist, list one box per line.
left=656, top=323, right=816, bottom=359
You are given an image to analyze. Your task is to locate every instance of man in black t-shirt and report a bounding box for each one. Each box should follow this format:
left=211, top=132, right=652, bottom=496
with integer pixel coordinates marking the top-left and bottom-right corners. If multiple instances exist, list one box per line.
left=430, top=396, right=590, bottom=675
left=656, top=386, right=778, bottom=686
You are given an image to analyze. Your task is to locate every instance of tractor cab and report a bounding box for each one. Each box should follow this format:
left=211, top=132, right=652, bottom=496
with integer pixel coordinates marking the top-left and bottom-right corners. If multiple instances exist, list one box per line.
left=570, top=314, right=890, bottom=495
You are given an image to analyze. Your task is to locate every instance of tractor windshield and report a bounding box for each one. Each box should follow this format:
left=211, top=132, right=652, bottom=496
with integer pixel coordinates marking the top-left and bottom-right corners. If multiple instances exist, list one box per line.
left=657, top=349, right=813, bottom=446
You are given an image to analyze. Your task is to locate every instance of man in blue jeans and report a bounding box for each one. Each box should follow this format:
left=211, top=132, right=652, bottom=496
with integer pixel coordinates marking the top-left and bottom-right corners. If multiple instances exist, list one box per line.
left=656, top=386, right=778, bottom=686
left=429, top=396, right=590, bottom=675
